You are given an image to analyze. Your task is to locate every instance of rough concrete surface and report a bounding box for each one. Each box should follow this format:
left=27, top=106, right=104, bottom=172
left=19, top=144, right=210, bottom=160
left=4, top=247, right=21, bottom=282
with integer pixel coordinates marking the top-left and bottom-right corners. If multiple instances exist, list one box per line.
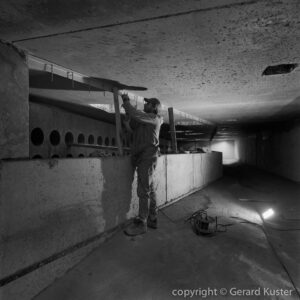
left=1, top=0, right=299, bottom=123
left=236, top=120, right=300, bottom=183
left=0, top=234, right=109, bottom=300
left=0, top=41, right=29, bottom=159
left=33, top=165, right=300, bottom=300
left=29, top=101, right=118, bottom=159
left=257, top=122, right=300, bottom=182
left=0, top=152, right=222, bottom=299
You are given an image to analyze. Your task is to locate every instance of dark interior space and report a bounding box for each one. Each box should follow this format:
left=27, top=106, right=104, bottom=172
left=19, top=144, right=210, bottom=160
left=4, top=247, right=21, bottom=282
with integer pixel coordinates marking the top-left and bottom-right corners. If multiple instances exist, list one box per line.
left=0, top=0, right=299, bottom=299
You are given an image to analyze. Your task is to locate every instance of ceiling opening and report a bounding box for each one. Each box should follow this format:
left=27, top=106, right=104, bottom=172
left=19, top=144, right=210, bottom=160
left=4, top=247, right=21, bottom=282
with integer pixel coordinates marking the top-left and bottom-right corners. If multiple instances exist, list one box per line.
left=262, top=64, right=298, bottom=76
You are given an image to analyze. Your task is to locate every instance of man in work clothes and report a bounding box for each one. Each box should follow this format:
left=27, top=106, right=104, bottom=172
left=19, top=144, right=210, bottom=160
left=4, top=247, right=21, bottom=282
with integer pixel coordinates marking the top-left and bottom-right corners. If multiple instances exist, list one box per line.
left=121, top=94, right=163, bottom=236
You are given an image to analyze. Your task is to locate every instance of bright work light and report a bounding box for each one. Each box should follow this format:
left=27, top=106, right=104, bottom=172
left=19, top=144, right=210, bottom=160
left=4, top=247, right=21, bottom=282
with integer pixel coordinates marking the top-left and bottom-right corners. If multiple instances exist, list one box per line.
left=262, top=208, right=274, bottom=220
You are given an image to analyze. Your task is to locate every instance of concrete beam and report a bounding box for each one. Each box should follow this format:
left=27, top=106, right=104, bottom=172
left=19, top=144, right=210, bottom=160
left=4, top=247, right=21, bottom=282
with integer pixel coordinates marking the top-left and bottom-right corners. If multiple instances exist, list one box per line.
left=28, top=55, right=115, bottom=92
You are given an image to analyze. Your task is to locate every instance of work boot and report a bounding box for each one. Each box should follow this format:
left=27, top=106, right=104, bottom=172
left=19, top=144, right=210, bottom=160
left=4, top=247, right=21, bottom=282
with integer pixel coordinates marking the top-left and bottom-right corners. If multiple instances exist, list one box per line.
left=147, top=216, right=158, bottom=229
left=124, top=217, right=147, bottom=236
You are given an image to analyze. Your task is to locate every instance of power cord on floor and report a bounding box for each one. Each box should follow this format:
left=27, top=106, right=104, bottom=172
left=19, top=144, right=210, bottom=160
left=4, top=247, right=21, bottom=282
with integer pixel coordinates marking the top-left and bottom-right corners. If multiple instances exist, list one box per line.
left=185, top=211, right=300, bottom=298
left=230, top=216, right=300, bottom=298
left=281, top=214, right=300, bottom=222
left=230, top=216, right=300, bottom=231
left=260, top=219, right=300, bottom=299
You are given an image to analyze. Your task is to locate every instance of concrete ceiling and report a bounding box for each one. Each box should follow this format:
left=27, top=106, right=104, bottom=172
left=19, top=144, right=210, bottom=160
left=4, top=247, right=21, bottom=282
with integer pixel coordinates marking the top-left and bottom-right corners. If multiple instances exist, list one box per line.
left=1, top=0, right=300, bottom=125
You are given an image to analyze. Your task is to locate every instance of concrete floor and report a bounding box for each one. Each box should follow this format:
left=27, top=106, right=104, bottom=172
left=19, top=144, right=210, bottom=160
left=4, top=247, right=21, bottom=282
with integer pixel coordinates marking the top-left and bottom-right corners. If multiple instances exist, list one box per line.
left=34, top=166, right=300, bottom=300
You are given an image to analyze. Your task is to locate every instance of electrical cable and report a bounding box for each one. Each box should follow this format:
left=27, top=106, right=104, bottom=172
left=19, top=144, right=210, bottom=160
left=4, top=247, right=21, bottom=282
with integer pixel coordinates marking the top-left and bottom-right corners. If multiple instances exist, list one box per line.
left=264, top=227, right=300, bottom=232
left=260, top=221, right=300, bottom=299
left=230, top=216, right=300, bottom=231
left=229, top=216, right=300, bottom=297
left=186, top=212, right=300, bottom=297
left=281, top=215, right=300, bottom=221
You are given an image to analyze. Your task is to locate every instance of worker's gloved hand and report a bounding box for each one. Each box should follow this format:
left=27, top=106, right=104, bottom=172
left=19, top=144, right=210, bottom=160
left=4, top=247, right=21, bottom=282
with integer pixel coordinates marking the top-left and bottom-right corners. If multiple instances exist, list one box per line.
left=121, top=94, right=130, bottom=102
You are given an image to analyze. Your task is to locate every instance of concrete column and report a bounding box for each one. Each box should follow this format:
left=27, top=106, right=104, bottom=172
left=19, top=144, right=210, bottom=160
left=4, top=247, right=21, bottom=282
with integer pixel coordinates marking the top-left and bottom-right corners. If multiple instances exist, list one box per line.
left=0, top=41, right=29, bottom=159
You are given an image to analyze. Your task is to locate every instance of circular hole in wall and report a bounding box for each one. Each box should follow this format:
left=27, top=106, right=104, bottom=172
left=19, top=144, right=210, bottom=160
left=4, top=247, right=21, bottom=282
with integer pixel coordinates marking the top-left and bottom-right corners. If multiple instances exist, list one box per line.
left=50, top=130, right=60, bottom=146
left=78, top=154, right=84, bottom=157
left=112, top=152, right=116, bottom=156
left=66, top=154, right=73, bottom=158
left=65, top=132, right=74, bottom=145
left=31, top=128, right=44, bottom=146
left=88, top=135, right=94, bottom=144
left=97, top=136, right=103, bottom=145
left=32, top=154, right=42, bottom=159
left=105, top=137, right=109, bottom=146
left=78, top=134, right=85, bottom=144
left=111, top=138, right=116, bottom=146
left=51, top=154, right=59, bottom=158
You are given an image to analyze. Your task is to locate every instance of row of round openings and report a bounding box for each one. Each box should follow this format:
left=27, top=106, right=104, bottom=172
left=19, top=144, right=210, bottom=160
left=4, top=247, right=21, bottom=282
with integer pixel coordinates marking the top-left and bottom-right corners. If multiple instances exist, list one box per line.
left=78, top=134, right=113, bottom=145
left=31, top=128, right=62, bottom=146
left=77, top=134, right=117, bottom=146
left=31, top=128, right=119, bottom=147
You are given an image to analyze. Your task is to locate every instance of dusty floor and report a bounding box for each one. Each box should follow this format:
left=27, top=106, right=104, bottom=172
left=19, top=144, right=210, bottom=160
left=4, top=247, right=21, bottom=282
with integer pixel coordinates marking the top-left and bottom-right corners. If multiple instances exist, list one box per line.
left=34, top=166, right=300, bottom=300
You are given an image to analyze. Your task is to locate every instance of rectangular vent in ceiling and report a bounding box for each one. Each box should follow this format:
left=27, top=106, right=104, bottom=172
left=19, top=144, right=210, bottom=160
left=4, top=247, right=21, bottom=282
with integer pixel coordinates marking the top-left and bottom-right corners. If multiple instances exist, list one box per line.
left=262, top=63, right=298, bottom=76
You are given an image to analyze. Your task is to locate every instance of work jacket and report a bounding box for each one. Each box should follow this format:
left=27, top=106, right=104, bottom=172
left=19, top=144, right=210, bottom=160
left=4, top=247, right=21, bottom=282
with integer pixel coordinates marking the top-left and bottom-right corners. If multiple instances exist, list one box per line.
left=122, top=101, right=163, bottom=159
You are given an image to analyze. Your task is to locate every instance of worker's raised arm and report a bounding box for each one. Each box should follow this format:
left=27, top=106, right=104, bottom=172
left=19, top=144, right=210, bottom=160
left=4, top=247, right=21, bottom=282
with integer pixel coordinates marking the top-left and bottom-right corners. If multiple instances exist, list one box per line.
left=122, top=97, right=162, bottom=125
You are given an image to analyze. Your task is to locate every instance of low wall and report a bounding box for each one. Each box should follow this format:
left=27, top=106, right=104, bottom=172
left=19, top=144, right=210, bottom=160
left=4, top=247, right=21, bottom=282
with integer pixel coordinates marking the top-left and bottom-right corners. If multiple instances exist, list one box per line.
left=0, top=152, right=222, bottom=299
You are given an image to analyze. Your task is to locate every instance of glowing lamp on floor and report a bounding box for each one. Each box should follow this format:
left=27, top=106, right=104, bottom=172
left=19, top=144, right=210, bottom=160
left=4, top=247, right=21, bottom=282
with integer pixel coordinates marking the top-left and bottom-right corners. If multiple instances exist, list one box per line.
left=262, top=208, right=274, bottom=220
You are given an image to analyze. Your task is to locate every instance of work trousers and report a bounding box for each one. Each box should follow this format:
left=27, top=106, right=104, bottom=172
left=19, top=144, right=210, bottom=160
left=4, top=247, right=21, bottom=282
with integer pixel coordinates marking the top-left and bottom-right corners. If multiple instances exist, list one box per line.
left=132, top=155, right=158, bottom=221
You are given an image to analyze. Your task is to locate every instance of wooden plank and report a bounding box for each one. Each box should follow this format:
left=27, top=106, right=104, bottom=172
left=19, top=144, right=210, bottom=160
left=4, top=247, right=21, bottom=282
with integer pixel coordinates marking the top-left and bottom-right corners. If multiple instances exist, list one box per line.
left=168, top=107, right=178, bottom=153
left=113, top=88, right=123, bottom=156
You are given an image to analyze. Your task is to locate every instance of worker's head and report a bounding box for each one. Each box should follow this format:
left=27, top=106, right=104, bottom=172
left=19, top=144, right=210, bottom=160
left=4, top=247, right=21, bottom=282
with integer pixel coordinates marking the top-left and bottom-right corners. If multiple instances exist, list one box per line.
left=144, top=98, right=161, bottom=114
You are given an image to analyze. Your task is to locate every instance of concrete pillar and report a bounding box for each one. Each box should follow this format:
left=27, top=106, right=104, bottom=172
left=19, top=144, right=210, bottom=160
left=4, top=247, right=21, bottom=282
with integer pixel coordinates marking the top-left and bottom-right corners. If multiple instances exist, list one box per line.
left=0, top=41, right=29, bottom=159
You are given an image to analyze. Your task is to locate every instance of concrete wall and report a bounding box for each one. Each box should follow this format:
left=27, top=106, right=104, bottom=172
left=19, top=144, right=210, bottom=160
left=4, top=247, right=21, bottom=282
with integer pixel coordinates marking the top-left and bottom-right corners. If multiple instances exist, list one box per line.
left=235, top=121, right=300, bottom=182
left=29, top=102, right=129, bottom=159
left=0, top=42, right=29, bottom=159
left=235, top=136, right=256, bottom=166
left=256, top=121, right=300, bottom=182
left=211, top=140, right=238, bottom=164
left=0, top=152, right=222, bottom=299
